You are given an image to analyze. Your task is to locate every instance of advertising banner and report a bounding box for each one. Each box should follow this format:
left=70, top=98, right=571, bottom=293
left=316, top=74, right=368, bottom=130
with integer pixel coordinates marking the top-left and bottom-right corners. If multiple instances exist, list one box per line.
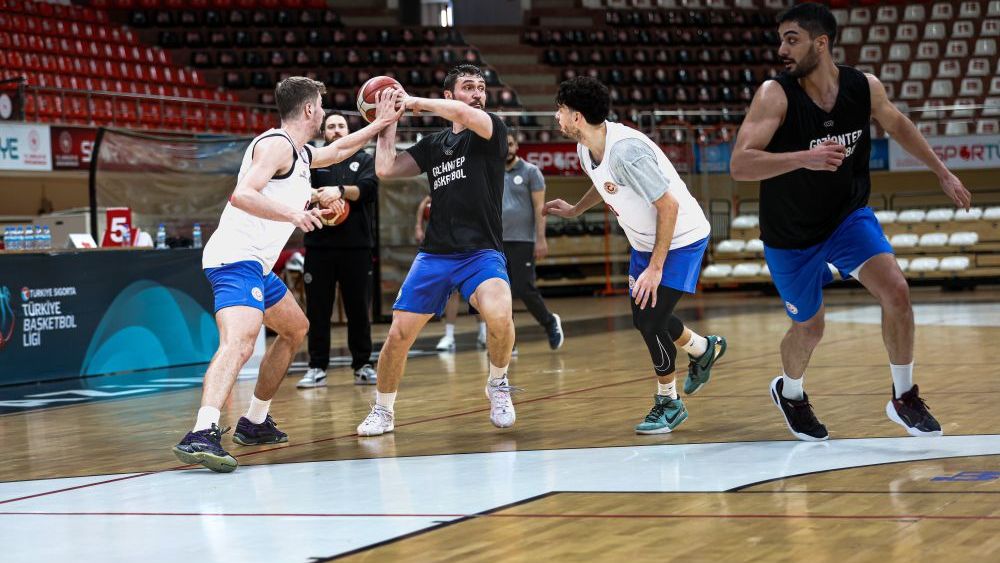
left=0, top=122, right=52, bottom=171
left=519, top=142, right=580, bottom=176
left=0, top=249, right=218, bottom=385
left=870, top=138, right=889, bottom=171
left=51, top=126, right=98, bottom=170
left=889, top=134, right=1000, bottom=171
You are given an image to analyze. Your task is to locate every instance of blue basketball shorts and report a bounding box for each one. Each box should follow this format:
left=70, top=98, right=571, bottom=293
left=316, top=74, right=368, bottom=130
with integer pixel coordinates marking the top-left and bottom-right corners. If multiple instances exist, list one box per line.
left=629, top=236, right=709, bottom=295
left=764, top=207, right=893, bottom=323
left=393, top=249, right=510, bottom=316
left=204, top=260, right=288, bottom=313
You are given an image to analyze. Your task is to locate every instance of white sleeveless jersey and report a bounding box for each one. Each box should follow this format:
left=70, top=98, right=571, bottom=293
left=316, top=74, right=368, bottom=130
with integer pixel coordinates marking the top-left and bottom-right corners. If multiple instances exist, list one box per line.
left=578, top=122, right=710, bottom=252
left=202, top=129, right=313, bottom=273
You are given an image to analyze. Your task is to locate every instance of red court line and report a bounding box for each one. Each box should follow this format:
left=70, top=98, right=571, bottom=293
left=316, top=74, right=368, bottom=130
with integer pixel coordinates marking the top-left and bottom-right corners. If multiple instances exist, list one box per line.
left=1, top=511, right=997, bottom=522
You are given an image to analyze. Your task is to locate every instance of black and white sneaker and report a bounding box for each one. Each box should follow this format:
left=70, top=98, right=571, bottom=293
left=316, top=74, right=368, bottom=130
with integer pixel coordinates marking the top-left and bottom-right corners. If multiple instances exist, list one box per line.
left=769, top=376, right=828, bottom=442
left=886, top=384, right=942, bottom=437
left=546, top=313, right=564, bottom=350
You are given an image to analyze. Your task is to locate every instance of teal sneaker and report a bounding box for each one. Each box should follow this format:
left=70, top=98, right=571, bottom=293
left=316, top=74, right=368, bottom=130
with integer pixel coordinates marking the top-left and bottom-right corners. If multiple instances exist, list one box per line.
left=683, top=335, right=727, bottom=395
left=634, top=395, right=688, bottom=434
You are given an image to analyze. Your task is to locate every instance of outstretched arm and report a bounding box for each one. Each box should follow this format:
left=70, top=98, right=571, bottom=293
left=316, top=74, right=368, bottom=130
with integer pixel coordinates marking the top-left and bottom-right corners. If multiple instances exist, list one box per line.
left=404, top=96, right=493, bottom=140
left=374, top=118, right=422, bottom=179
left=543, top=185, right=603, bottom=218
left=867, top=74, right=971, bottom=209
left=311, top=90, right=403, bottom=169
left=730, top=80, right=846, bottom=181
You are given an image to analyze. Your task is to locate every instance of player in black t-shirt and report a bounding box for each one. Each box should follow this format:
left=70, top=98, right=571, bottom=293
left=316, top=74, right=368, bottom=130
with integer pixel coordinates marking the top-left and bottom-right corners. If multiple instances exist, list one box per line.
left=731, top=3, right=972, bottom=442
left=355, top=64, right=517, bottom=436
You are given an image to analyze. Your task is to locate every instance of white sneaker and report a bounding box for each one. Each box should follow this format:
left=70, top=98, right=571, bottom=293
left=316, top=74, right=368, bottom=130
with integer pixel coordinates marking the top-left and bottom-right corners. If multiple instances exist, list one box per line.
left=485, top=377, right=516, bottom=428
left=297, top=368, right=327, bottom=389
left=357, top=405, right=395, bottom=436
left=354, top=364, right=377, bottom=385
left=436, top=334, right=456, bottom=352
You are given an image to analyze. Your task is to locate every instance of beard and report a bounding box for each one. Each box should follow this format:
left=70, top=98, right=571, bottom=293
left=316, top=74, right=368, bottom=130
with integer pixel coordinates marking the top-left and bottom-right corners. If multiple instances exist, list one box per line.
left=506, top=153, right=517, bottom=164
left=785, top=46, right=820, bottom=78
left=560, top=122, right=581, bottom=141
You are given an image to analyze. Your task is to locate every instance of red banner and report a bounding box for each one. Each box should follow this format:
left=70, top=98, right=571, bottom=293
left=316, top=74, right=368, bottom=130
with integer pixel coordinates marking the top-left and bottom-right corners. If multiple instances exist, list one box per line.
left=50, top=126, right=97, bottom=170
left=519, top=143, right=580, bottom=176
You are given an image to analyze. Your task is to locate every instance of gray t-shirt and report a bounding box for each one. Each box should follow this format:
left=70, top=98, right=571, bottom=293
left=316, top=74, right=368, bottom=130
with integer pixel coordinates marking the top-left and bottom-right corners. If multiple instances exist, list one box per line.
left=502, top=159, right=545, bottom=242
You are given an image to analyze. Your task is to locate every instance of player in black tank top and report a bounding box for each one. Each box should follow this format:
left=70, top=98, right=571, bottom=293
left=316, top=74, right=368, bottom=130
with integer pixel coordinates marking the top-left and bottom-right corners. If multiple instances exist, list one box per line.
left=730, top=3, right=971, bottom=442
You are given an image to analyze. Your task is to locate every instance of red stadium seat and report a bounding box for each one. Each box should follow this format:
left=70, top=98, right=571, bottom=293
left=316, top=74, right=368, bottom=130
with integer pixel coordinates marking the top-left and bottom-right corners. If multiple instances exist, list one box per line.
left=184, top=106, right=206, bottom=129
left=113, top=98, right=139, bottom=125
left=66, top=95, right=90, bottom=124
left=207, top=107, right=227, bottom=131
left=139, top=101, right=162, bottom=128
left=163, top=103, right=184, bottom=128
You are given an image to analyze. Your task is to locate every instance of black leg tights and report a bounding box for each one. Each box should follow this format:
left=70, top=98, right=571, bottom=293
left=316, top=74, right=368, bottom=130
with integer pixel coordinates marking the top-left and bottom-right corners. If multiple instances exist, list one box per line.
left=631, top=285, right=686, bottom=377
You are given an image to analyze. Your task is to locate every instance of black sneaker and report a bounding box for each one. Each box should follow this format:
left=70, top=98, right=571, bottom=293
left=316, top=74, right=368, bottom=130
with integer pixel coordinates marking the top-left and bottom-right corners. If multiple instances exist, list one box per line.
left=886, top=384, right=942, bottom=437
left=172, top=424, right=238, bottom=473
left=769, top=376, right=828, bottom=442
left=232, top=414, right=289, bottom=446
left=546, top=313, right=564, bottom=350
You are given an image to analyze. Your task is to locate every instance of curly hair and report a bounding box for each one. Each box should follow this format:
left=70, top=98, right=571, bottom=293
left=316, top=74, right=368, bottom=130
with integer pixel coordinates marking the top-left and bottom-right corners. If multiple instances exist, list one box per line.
left=555, top=77, right=610, bottom=125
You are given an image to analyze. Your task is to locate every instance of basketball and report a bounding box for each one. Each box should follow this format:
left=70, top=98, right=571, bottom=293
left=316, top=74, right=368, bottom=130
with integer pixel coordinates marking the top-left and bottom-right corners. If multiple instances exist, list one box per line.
left=423, top=201, right=431, bottom=221
left=356, top=76, right=404, bottom=123
left=319, top=201, right=350, bottom=226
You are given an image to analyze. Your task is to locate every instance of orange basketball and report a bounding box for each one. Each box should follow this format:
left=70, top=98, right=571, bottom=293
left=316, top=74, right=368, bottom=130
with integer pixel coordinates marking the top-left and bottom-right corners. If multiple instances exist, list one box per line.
left=356, top=76, right=404, bottom=123
left=319, top=201, right=350, bottom=226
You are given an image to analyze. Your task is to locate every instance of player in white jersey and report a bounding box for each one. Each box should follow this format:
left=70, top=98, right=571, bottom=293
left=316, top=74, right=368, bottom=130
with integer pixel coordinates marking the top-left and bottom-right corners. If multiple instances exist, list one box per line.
left=544, top=77, right=727, bottom=434
left=173, top=77, right=402, bottom=472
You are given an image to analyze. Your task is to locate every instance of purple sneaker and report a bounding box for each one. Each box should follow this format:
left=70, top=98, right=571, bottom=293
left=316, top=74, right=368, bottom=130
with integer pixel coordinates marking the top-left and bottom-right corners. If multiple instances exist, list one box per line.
left=232, top=414, right=288, bottom=446
left=172, top=424, right=238, bottom=473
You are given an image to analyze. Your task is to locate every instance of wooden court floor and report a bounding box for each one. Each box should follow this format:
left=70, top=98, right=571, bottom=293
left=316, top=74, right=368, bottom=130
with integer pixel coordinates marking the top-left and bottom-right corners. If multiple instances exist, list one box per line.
left=3, top=286, right=1000, bottom=560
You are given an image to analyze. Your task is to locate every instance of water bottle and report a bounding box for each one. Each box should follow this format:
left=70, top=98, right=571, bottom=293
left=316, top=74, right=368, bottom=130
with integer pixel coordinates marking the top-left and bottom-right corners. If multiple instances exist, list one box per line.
left=156, top=223, right=167, bottom=249
left=192, top=223, right=202, bottom=249
left=10, top=226, right=22, bottom=251
left=33, top=226, right=44, bottom=250
left=23, top=225, right=34, bottom=251
left=122, top=225, right=131, bottom=248
left=42, top=225, right=51, bottom=249
left=2, top=227, right=9, bottom=250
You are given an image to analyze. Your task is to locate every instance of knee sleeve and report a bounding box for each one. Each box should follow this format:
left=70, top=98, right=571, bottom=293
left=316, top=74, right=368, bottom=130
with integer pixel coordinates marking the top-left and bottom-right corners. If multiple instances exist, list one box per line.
left=667, top=314, right=684, bottom=342
left=633, top=302, right=678, bottom=377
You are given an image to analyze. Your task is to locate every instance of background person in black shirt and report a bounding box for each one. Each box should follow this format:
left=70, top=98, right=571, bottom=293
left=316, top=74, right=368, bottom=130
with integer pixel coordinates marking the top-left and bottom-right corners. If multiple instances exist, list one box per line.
left=356, top=64, right=517, bottom=437
left=296, top=112, right=379, bottom=388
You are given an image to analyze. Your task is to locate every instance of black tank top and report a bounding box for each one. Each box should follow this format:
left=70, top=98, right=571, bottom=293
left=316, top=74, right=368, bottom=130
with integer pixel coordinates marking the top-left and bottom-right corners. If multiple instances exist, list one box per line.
left=759, top=65, right=871, bottom=249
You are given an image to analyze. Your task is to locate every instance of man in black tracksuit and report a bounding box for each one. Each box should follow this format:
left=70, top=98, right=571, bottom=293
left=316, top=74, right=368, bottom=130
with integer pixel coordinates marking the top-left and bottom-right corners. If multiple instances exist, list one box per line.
left=297, top=112, right=379, bottom=387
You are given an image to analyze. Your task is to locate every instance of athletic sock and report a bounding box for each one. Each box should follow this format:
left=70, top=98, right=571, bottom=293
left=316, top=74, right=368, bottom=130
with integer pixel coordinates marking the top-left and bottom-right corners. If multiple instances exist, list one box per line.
left=657, top=379, right=678, bottom=400
left=781, top=373, right=804, bottom=401
left=681, top=332, right=709, bottom=358
left=890, top=363, right=914, bottom=398
left=488, top=363, right=508, bottom=384
left=376, top=391, right=396, bottom=411
left=194, top=406, right=221, bottom=432
left=444, top=323, right=455, bottom=339
left=245, top=396, right=270, bottom=425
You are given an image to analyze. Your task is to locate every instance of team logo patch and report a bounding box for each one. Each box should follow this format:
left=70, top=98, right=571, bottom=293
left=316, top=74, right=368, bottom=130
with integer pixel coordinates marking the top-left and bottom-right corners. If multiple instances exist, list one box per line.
left=303, top=273, right=313, bottom=284
left=350, top=161, right=360, bottom=172
left=251, top=287, right=264, bottom=302
left=824, top=120, right=834, bottom=128
left=513, top=175, right=523, bottom=185
left=604, top=181, right=618, bottom=194
left=785, top=301, right=798, bottom=315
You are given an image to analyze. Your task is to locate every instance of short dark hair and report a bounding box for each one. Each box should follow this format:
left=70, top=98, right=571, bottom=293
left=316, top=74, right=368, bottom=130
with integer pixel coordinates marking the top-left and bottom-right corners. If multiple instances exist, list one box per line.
left=275, top=76, right=326, bottom=121
left=443, top=64, right=484, bottom=91
left=323, top=111, right=346, bottom=127
left=556, top=77, right=610, bottom=125
left=778, top=2, right=838, bottom=46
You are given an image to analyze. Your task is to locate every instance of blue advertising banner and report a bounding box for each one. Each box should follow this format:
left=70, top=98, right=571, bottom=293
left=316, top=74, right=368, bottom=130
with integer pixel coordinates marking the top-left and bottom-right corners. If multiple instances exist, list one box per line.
left=0, top=249, right=217, bottom=385
left=870, top=138, right=889, bottom=171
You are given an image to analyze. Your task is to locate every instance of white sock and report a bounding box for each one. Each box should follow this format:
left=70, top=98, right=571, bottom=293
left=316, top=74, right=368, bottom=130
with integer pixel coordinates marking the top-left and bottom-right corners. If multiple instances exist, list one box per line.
left=245, top=395, right=270, bottom=425
left=478, top=321, right=487, bottom=339
left=781, top=373, right=804, bottom=401
left=489, top=363, right=508, bottom=384
left=657, top=379, right=677, bottom=399
left=193, top=406, right=221, bottom=432
left=376, top=391, right=396, bottom=411
left=444, top=323, right=455, bottom=339
left=681, top=332, right=709, bottom=358
left=891, top=363, right=914, bottom=398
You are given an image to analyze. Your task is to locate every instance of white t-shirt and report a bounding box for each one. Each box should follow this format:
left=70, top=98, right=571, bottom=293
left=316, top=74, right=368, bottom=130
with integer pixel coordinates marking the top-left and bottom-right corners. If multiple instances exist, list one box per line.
left=202, top=129, right=313, bottom=273
left=577, top=122, right=710, bottom=252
